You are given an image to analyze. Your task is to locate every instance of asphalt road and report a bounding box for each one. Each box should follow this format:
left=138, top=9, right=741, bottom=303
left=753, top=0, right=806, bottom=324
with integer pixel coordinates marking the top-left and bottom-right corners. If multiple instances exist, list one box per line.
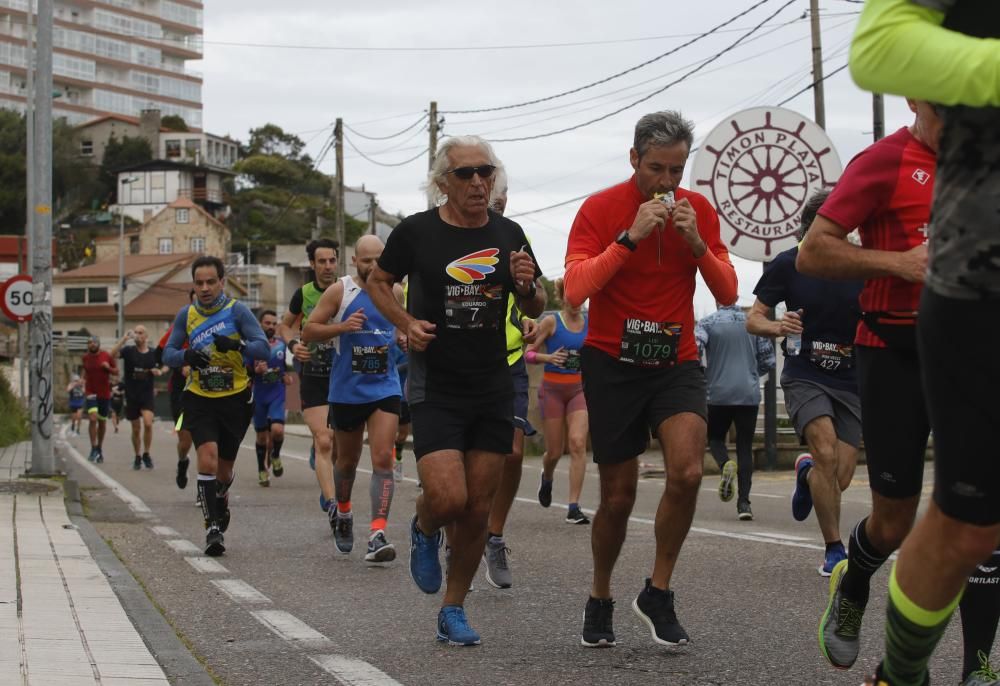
left=61, top=418, right=971, bottom=686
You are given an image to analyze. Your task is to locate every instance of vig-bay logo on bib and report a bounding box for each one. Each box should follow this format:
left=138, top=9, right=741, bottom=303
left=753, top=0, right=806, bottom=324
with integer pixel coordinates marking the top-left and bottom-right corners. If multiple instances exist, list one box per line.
left=446, top=248, right=499, bottom=284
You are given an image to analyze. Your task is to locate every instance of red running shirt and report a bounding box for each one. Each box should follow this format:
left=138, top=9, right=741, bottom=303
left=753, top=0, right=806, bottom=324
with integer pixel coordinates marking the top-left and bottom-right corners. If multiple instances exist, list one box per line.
left=81, top=351, right=116, bottom=399
left=565, top=177, right=736, bottom=363
left=818, top=127, right=935, bottom=348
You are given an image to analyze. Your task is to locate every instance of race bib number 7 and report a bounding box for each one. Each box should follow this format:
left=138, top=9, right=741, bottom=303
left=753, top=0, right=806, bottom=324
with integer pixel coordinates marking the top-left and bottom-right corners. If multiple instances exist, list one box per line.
left=619, top=320, right=682, bottom=368
left=444, top=284, right=504, bottom=331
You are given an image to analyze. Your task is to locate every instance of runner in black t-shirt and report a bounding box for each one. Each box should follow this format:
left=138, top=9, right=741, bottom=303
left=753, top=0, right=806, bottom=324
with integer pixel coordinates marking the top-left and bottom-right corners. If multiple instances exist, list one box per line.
left=112, top=325, right=162, bottom=470
left=747, top=190, right=863, bottom=577
left=369, top=136, right=545, bottom=647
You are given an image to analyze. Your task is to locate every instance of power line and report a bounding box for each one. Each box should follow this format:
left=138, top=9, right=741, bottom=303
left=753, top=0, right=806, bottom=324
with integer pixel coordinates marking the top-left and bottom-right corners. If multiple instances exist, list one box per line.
left=344, top=114, right=427, bottom=141
left=440, top=0, right=779, bottom=115
left=343, top=136, right=428, bottom=167
left=487, top=0, right=798, bottom=143
left=777, top=63, right=849, bottom=106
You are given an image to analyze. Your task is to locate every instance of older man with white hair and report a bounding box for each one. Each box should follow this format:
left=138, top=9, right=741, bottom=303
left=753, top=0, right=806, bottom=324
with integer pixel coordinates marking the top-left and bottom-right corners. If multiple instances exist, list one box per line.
left=369, top=136, right=545, bottom=646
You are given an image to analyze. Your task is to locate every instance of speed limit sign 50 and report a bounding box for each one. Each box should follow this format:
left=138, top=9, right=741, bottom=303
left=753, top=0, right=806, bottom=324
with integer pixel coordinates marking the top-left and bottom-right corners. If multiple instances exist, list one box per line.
left=1, top=275, right=33, bottom=323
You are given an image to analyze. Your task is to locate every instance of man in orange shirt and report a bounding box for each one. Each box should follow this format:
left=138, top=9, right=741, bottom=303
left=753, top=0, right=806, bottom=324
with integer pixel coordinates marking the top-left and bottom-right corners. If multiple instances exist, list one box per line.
left=564, top=111, right=737, bottom=649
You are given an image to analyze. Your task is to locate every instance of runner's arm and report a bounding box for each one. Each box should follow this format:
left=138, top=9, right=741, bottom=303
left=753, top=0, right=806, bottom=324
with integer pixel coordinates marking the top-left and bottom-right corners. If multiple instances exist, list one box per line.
left=109, top=332, right=130, bottom=359
left=525, top=315, right=558, bottom=361
left=797, top=214, right=923, bottom=280
left=746, top=300, right=782, bottom=338
left=161, top=310, right=190, bottom=368
left=301, top=280, right=347, bottom=342
left=234, top=302, right=270, bottom=361
left=563, top=244, right=632, bottom=308
left=694, top=207, right=738, bottom=306
left=850, top=0, right=1000, bottom=106
left=369, top=266, right=414, bottom=333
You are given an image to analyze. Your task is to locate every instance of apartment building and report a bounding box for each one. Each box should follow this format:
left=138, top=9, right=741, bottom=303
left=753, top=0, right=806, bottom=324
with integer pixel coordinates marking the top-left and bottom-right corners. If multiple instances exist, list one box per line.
left=0, top=0, right=203, bottom=128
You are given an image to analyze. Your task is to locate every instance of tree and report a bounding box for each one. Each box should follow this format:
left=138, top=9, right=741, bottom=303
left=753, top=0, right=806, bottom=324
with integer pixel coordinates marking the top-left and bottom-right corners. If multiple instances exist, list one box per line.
left=99, top=136, right=152, bottom=201
left=160, top=114, right=189, bottom=132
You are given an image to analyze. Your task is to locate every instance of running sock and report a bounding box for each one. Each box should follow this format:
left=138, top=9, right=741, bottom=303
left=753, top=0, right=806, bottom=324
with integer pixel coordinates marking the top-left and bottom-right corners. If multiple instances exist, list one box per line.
left=369, top=469, right=394, bottom=530
left=333, top=464, right=356, bottom=508
left=270, top=438, right=283, bottom=459
left=883, top=563, right=963, bottom=686
left=488, top=532, right=503, bottom=541
left=255, top=443, right=267, bottom=472
left=825, top=540, right=844, bottom=552
left=337, top=501, right=352, bottom=514
left=569, top=502, right=580, bottom=512
left=394, top=442, right=404, bottom=460
left=841, top=516, right=890, bottom=607
left=197, top=474, right=219, bottom=525
left=959, top=549, right=1000, bottom=680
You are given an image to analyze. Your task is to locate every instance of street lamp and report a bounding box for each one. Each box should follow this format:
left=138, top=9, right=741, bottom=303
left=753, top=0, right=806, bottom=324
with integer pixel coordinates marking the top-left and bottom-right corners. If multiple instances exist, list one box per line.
left=117, top=175, right=139, bottom=338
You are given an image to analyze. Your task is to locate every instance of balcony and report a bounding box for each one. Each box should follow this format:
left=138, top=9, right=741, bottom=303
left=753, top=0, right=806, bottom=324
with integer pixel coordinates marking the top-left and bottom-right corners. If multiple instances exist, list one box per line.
left=178, top=187, right=223, bottom=204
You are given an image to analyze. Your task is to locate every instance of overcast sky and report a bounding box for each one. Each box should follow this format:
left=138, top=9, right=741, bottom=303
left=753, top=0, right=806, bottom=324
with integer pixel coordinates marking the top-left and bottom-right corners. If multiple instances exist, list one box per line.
left=198, top=0, right=912, bottom=316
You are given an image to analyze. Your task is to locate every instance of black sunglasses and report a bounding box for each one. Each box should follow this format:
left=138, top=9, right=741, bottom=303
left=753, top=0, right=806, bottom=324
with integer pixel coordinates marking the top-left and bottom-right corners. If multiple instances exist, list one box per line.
left=446, top=165, right=496, bottom=180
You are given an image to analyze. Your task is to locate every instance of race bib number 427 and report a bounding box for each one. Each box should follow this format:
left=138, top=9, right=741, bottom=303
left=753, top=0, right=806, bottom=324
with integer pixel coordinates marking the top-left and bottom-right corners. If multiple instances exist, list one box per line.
left=619, top=319, right=682, bottom=368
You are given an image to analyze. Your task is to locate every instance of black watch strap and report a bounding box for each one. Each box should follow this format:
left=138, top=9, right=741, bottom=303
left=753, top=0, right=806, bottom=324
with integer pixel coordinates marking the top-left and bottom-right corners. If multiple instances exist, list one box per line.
left=518, top=280, right=537, bottom=299
left=616, top=230, right=638, bottom=251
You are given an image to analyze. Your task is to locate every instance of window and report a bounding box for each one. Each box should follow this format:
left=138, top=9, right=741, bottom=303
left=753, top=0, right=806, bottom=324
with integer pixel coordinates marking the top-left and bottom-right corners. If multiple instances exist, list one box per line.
left=158, top=237, right=173, bottom=254
left=88, top=287, right=108, bottom=303
left=190, top=236, right=205, bottom=253
left=165, top=139, right=181, bottom=158
left=80, top=139, right=93, bottom=156
left=176, top=208, right=189, bottom=224
left=184, top=139, right=200, bottom=159
left=65, top=287, right=85, bottom=304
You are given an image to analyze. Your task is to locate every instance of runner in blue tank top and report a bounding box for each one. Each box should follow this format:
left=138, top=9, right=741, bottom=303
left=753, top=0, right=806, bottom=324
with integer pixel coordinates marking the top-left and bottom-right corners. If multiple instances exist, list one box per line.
left=525, top=278, right=591, bottom=524
left=248, top=310, right=291, bottom=487
left=303, top=235, right=405, bottom=564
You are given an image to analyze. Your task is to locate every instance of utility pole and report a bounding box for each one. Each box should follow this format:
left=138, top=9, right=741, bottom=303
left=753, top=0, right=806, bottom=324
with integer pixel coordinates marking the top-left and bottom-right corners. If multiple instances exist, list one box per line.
left=872, top=93, right=885, bottom=141
left=809, top=0, right=826, bottom=129
left=427, top=102, right=438, bottom=210
left=29, top=0, right=55, bottom=474
left=334, top=118, right=345, bottom=275
left=23, top=0, right=34, bottom=409
left=312, top=213, right=321, bottom=241
left=369, top=192, right=377, bottom=236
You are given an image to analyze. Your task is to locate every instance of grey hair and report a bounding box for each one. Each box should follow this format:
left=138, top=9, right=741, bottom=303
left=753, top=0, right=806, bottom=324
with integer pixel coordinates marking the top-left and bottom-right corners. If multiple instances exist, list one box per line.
left=798, top=188, right=831, bottom=240
left=490, top=163, right=508, bottom=209
left=423, top=135, right=501, bottom=207
left=633, top=111, right=695, bottom=158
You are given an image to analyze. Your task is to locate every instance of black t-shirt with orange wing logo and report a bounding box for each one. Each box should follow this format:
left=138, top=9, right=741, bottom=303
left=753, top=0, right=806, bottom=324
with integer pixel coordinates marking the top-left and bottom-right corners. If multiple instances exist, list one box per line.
left=378, top=208, right=542, bottom=404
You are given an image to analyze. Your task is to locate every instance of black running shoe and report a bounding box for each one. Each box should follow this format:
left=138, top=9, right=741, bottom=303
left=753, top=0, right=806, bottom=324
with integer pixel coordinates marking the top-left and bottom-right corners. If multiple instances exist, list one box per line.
left=176, top=458, right=189, bottom=489
left=205, top=525, right=225, bottom=557
left=632, top=578, right=689, bottom=646
left=133, top=455, right=142, bottom=470
left=581, top=597, right=616, bottom=648
left=538, top=470, right=553, bottom=508
left=142, top=453, right=153, bottom=469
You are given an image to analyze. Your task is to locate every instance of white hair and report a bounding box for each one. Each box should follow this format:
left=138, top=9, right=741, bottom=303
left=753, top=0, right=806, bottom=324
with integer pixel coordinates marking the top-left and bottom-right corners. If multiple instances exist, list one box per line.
left=423, top=135, right=501, bottom=207
left=489, top=163, right=508, bottom=209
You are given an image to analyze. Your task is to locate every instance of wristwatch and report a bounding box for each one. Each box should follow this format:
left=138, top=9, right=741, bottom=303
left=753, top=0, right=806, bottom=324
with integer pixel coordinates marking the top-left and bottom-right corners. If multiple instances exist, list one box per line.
left=616, top=230, right=638, bottom=251
left=518, top=280, right=537, bottom=299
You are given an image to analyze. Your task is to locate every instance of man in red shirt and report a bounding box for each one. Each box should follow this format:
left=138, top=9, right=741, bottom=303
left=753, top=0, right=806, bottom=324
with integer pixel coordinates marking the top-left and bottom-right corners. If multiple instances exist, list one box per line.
left=564, top=110, right=737, bottom=649
left=80, top=335, right=117, bottom=463
left=798, top=99, right=1000, bottom=684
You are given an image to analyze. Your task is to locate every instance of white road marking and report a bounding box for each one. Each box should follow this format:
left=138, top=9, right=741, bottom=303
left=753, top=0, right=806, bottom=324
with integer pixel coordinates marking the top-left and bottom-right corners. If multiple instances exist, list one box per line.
left=311, top=654, right=403, bottom=686
left=165, top=539, right=202, bottom=555
left=150, top=526, right=180, bottom=537
left=211, top=579, right=271, bottom=605
left=186, top=557, right=229, bottom=574
left=250, top=610, right=330, bottom=648
left=748, top=532, right=814, bottom=542
left=61, top=437, right=152, bottom=514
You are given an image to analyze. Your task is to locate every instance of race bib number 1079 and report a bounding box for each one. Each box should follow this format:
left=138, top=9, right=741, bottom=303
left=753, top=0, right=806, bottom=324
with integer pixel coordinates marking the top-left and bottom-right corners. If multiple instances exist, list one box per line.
left=619, top=320, right=682, bottom=368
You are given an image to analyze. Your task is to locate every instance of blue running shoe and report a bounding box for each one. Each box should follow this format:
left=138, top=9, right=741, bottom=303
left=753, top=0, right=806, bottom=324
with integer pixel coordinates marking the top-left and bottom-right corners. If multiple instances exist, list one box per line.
left=791, top=453, right=814, bottom=522
left=87, top=447, right=98, bottom=462
left=436, top=605, right=481, bottom=646
left=309, top=445, right=316, bottom=471
left=409, top=515, right=442, bottom=594
left=320, top=493, right=330, bottom=513
left=819, top=542, right=847, bottom=577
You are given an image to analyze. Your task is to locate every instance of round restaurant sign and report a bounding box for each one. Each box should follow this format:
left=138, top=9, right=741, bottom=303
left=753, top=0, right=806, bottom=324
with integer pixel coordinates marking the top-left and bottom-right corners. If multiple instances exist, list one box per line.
left=691, top=107, right=842, bottom=261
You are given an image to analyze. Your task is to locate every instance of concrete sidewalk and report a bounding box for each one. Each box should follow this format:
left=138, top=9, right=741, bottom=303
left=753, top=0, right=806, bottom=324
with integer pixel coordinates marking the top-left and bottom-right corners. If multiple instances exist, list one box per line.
left=0, top=441, right=170, bottom=685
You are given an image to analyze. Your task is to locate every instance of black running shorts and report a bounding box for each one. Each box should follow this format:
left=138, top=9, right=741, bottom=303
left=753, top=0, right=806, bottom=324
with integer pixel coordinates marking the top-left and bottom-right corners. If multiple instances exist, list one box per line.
left=410, top=397, right=514, bottom=460
left=857, top=344, right=930, bottom=500
left=300, top=375, right=329, bottom=410
left=328, top=396, right=401, bottom=432
left=920, top=290, right=1000, bottom=526
left=181, top=388, right=254, bottom=461
left=124, top=389, right=155, bottom=421
left=170, top=384, right=184, bottom=424
left=399, top=400, right=411, bottom=426
left=581, top=346, right=706, bottom=465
